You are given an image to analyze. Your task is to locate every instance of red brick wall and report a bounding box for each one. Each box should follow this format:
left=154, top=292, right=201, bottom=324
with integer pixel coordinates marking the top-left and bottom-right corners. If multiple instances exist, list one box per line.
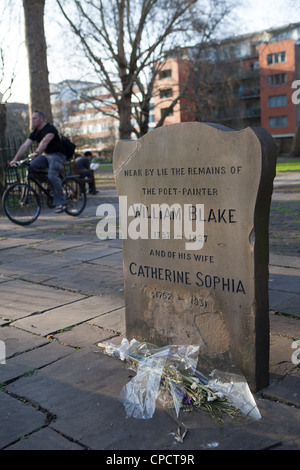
left=153, top=58, right=195, bottom=125
left=259, top=39, right=295, bottom=136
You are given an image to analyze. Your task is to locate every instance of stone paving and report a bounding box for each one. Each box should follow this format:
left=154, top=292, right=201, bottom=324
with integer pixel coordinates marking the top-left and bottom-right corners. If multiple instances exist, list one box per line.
left=0, top=171, right=299, bottom=451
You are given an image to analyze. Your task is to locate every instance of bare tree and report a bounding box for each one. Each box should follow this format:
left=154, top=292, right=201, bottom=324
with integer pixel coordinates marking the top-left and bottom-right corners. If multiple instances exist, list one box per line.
left=56, top=0, right=235, bottom=139
left=0, top=40, right=17, bottom=138
left=23, top=0, right=53, bottom=123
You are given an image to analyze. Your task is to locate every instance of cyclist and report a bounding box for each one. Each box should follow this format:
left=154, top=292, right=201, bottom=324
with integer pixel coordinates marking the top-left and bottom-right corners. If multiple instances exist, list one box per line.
left=9, top=109, right=67, bottom=213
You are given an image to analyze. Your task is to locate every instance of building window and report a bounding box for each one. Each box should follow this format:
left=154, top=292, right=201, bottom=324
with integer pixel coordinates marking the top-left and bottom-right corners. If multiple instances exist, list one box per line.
left=267, top=51, right=286, bottom=65
left=249, top=61, right=260, bottom=71
left=268, top=95, right=287, bottom=107
left=267, top=73, right=287, bottom=86
left=268, top=116, right=288, bottom=128
left=160, top=88, right=173, bottom=99
left=160, top=108, right=173, bottom=117
left=159, top=69, right=172, bottom=79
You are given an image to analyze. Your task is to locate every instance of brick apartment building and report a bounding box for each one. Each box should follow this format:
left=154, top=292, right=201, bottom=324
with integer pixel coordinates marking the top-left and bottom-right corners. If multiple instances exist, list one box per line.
left=50, top=80, right=120, bottom=152
left=153, top=57, right=195, bottom=126
left=259, top=38, right=298, bottom=146
left=50, top=22, right=300, bottom=153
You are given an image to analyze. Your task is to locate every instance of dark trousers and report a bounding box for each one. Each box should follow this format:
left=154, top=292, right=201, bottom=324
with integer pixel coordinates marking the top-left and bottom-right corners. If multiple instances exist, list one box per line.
left=30, top=153, right=66, bottom=206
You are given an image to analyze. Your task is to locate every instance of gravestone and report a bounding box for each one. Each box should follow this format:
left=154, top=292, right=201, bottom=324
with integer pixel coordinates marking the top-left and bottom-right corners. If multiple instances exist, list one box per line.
left=113, top=122, right=277, bottom=391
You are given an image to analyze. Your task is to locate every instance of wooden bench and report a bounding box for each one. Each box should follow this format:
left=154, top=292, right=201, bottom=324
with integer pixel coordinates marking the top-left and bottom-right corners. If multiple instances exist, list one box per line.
left=70, top=161, right=97, bottom=194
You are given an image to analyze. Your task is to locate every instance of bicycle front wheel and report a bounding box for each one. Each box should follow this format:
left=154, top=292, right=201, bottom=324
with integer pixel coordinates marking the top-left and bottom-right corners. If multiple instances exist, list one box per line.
left=62, top=178, right=86, bottom=216
left=2, top=183, right=41, bottom=225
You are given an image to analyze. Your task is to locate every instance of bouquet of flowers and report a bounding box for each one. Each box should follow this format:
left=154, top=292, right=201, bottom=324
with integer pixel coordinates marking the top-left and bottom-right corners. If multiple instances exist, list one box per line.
left=98, top=338, right=261, bottom=423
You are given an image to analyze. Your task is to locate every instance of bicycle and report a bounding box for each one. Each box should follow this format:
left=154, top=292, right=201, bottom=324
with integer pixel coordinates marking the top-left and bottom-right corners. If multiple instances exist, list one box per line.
left=2, top=157, right=87, bottom=226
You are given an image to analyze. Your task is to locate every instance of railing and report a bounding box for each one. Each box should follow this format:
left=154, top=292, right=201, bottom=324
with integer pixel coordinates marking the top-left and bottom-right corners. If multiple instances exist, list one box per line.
left=0, top=137, right=26, bottom=196
left=0, top=137, right=113, bottom=197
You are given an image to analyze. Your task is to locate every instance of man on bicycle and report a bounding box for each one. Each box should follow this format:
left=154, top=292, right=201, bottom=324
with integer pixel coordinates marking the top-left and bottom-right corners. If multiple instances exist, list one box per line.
left=9, top=109, right=67, bottom=213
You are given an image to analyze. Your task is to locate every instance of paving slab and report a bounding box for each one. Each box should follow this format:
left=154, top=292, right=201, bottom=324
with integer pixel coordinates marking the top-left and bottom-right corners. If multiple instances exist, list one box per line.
left=33, top=239, right=95, bottom=252
left=269, top=289, right=300, bottom=312
left=54, top=323, right=120, bottom=349
left=9, top=251, right=81, bottom=271
left=90, top=307, right=126, bottom=335
left=0, top=342, right=75, bottom=384
left=4, top=426, right=84, bottom=450
left=269, top=278, right=300, bottom=316
left=273, top=171, right=300, bottom=188
left=0, top=275, right=12, bottom=284
left=0, top=246, right=54, bottom=264
left=262, top=371, right=300, bottom=408
left=1, top=182, right=300, bottom=450
left=0, top=265, right=56, bottom=283
left=0, top=254, right=82, bottom=282
left=0, top=391, right=47, bottom=449
left=0, top=227, right=37, bottom=239
left=42, top=263, right=124, bottom=296
left=4, top=347, right=285, bottom=450
left=47, top=243, right=122, bottom=263
left=173, top=398, right=283, bottom=450
left=269, top=270, right=300, bottom=314
left=270, top=254, right=300, bottom=269
left=269, top=335, right=298, bottom=377
left=0, top=325, right=49, bottom=359
left=270, top=313, right=300, bottom=339
left=272, top=294, right=300, bottom=317
left=0, top=238, right=44, bottom=250
left=218, top=398, right=300, bottom=450
left=106, top=239, right=123, bottom=248
left=12, top=294, right=124, bottom=336
left=272, top=192, right=300, bottom=201
left=0, top=280, right=85, bottom=321
left=88, top=251, right=123, bottom=267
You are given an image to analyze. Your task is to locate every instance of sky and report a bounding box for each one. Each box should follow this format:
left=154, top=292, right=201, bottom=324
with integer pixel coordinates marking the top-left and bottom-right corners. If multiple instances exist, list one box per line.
left=1, top=0, right=300, bottom=104
left=234, top=0, right=298, bottom=33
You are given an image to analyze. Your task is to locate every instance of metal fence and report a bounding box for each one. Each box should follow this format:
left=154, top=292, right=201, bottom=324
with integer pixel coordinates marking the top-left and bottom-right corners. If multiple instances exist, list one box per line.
left=0, top=137, right=27, bottom=196
left=0, top=138, right=78, bottom=198
left=0, top=137, right=112, bottom=197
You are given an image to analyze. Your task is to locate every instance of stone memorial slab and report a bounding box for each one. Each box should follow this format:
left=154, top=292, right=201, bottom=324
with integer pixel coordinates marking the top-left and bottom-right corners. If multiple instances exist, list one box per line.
left=43, top=263, right=124, bottom=296
left=0, top=325, right=49, bottom=358
left=12, top=294, right=125, bottom=336
left=0, top=342, right=75, bottom=384
left=0, top=237, right=43, bottom=250
left=5, top=427, right=84, bottom=450
left=0, top=392, right=46, bottom=449
left=113, top=122, right=276, bottom=391
left=0, top=280, right=85, bottom=320
left=53, top=323, right=119, bottom=349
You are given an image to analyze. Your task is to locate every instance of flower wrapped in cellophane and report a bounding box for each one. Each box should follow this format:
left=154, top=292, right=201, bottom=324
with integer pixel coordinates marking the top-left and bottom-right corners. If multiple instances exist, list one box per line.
left=98, top=338, right=261, bottom=423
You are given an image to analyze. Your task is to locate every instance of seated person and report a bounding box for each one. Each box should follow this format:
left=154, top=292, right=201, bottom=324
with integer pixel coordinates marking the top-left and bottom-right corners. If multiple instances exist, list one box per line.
left=75, top=151, right=98, bottom=194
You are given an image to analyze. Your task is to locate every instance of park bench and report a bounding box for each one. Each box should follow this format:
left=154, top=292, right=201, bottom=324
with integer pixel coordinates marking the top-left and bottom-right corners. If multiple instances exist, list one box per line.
left=69, top=160, right=97, bottom=194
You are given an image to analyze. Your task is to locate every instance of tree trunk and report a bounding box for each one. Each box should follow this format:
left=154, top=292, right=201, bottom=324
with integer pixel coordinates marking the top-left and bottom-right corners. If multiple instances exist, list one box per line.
left=23, top=0, right=53, bottom=124
left=0, top=104, right=6, bottom=195
left=119, top=92, right=133, bottom=140
left=290, top=120, right=300, bottom=157
left=139, top=104, right=150, bottom=138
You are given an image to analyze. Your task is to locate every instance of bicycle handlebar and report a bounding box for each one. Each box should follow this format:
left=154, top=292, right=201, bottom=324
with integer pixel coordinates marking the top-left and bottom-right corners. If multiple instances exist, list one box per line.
left=7, top=156, right=33, bottom=168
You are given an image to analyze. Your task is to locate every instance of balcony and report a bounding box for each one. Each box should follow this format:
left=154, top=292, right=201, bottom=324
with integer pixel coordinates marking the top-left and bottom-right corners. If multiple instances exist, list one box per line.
left=238, top=87, right=260, bottom=99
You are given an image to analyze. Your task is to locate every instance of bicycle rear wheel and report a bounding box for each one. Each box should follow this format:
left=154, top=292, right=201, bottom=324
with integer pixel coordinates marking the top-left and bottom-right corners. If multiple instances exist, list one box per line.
left=62, top=177, right=86, bottom=216
left=2, top=183, right=41, bottom=225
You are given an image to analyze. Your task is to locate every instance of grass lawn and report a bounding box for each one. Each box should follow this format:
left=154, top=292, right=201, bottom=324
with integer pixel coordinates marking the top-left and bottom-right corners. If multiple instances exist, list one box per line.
left=276, top=158, right=300, bottom=172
